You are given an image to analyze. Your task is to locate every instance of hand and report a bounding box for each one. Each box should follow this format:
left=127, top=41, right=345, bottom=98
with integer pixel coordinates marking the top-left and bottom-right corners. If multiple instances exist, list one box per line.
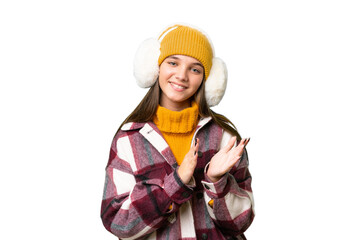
left=207, top=137, right=250, bottom=183
left=178, top=138, right=200, bottom=184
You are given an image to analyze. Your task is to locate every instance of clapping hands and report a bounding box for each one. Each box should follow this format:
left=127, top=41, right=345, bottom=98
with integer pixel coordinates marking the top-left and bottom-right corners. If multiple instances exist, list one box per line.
left=178, top=136, right=250, bottom=184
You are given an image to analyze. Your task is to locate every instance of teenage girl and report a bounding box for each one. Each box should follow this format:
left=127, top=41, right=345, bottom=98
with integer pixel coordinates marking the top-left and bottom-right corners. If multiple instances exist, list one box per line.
left=101, top=24, right=254, bottom=240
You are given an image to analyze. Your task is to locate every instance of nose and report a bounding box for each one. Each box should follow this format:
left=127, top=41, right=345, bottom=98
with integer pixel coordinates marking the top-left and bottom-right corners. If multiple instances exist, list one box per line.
left=175, top=66, right=188, bottom=81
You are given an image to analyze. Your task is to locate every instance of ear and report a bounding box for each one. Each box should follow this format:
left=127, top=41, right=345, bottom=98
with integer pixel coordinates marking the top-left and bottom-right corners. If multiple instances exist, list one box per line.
left=205, top=57, right=228, bottom=107
left=133, top=38, right=161, bottom=88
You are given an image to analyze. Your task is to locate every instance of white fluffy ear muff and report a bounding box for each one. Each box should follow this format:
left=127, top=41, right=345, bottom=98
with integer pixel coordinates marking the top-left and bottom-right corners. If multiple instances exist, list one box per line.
left=205, top=57, right=228, bottom=107
left=133, top=38, right=160, bottom=88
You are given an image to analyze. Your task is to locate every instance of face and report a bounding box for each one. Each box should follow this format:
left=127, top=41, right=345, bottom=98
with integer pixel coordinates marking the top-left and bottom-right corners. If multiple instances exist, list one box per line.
left=158, top=55, right=204, bottom=111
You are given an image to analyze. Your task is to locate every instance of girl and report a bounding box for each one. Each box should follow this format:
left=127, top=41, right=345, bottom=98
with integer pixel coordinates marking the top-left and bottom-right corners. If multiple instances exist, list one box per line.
left=101, top=24, right=254, bottom=240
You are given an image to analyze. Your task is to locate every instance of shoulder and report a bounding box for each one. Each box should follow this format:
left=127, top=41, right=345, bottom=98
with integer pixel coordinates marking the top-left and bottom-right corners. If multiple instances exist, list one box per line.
left=111, top=122, right=148, bottom=153
left=208, top=117, right=240, bottom=150
left=108, top=122, right=149, bottom=169
left=114, top=122, right=147, bottom=138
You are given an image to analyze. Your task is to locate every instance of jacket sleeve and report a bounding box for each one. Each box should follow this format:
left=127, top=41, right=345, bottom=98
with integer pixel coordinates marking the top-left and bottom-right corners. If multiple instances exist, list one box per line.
left=101, top=132, right=194, bottom=239
left=201, top=131, right=255, bottom=236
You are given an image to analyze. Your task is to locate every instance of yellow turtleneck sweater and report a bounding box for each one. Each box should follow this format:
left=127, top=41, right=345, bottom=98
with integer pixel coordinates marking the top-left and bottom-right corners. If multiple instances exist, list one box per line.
left=153, top=102, right=199, bottom=165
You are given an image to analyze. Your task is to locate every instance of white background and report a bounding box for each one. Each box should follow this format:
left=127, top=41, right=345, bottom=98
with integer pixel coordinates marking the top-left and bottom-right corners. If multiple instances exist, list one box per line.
left=1, top=0, right=359, bottom=239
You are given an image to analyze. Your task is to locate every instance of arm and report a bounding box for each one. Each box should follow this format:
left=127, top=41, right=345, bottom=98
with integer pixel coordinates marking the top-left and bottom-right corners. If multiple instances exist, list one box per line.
left=201, top=131, right=255, bottom=236
left=101, top=133, right=194, bottom=239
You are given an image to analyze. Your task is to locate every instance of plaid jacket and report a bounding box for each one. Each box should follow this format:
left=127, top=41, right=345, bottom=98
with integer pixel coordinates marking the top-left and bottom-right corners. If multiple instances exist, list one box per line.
left=101, top=117, right=254, bottom=240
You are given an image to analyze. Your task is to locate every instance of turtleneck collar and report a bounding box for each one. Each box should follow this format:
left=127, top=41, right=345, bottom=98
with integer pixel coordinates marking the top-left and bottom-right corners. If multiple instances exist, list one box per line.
left=153, top=101, right=199, bottom=134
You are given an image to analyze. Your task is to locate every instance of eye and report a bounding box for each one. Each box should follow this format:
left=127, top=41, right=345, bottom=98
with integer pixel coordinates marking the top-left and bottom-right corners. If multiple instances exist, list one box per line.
left=191, top=67, right=202, bottom=74
left=168, top=61, right=177, bottom=66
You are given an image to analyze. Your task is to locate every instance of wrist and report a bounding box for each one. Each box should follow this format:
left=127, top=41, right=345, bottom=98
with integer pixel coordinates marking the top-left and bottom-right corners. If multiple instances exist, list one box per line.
left=204, top=163, right=222, bottom=183
left=177, top=166, right=191, bottom=184
left=207, top=174, right=221, bottom=183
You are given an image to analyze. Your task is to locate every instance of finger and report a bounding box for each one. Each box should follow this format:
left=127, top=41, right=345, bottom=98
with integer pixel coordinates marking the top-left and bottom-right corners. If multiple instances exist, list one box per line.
left=222, top=136, right=237, bottom=153
left=227, top=154, right=242, bottom=170
left=234, top=138, right=246, bottom=150
left=233, top=138, right=248, bottom=156
left=240, top=137, right=250, bottom=147
left=236, top=137, right=251, bottom=157
left=193, top=138, right=200, bottom=149
left=194, top=138, right=198, bottom=147
left=193, top=138, right=200, bottom=156
left=241, top=138, right=250, bottom=149
left=245, top=137, right=250, bottom=146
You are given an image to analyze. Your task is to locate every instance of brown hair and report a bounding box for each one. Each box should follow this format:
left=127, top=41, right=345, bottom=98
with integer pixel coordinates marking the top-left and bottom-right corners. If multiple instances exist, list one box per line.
left=117, top=79, right=241, bottom=140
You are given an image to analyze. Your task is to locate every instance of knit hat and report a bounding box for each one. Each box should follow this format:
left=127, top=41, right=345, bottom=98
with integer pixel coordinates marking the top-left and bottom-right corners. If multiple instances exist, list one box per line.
left=158, top=25, right=213, bottom=80
left=133, top=24, right=227, bottom=107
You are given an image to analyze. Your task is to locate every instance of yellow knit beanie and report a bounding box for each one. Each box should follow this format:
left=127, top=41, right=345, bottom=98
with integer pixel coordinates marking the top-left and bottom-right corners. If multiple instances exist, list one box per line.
left=158, top=25, right=213, bottom=80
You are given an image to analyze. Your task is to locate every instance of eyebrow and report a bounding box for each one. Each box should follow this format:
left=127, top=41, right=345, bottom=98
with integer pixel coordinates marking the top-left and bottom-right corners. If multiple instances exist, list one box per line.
left=193, top=62, right=204, bottom=69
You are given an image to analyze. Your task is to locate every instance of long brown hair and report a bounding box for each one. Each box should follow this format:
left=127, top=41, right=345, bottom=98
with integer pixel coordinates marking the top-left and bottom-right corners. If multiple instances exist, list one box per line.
left=117, top=79, right=241, bottom=140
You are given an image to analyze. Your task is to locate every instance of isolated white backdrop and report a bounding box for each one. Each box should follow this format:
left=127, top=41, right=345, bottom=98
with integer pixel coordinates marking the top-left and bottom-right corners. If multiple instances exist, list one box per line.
left=1, top=0, right=359, bottom=239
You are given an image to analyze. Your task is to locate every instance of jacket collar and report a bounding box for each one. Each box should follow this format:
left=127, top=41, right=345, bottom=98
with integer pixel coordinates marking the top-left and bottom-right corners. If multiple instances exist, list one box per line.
left=121, top=116, right=212, bottom=132
left=120, top=122, right=147, bottom=131
left=120, top=117, right=213, bottom=168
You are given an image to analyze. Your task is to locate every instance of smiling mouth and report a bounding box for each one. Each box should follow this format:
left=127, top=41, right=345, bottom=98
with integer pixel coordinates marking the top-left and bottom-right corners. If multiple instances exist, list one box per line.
left=169, top=82, right=187, bottom=90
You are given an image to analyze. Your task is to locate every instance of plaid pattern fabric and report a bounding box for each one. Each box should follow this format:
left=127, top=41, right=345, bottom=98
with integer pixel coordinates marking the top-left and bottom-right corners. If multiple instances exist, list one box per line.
left=101, top=117, right=254, bottom=240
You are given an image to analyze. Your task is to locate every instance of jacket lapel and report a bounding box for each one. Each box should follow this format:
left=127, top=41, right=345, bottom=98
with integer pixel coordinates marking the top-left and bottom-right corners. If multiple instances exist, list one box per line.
left=139, top=122, right=178, bottom=168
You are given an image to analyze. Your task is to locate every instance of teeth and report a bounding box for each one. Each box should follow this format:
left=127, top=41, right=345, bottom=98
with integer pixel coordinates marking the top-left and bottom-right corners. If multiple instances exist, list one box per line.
left=171, top=82, right=185, bottom=89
